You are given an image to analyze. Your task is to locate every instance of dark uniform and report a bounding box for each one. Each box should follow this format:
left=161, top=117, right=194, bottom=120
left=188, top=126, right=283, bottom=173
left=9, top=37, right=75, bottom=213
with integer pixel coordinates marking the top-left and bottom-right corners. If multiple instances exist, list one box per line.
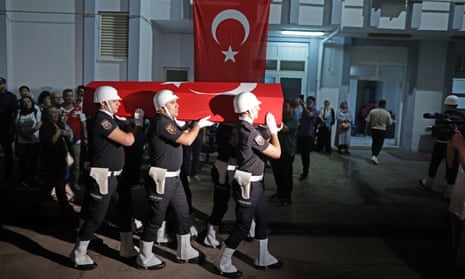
left=141, top=113, right=191, bottom=242
left=225, top=120, right=270, bottom=249
left=78, top=110, right=124, bottom=240
left=429, top=109, right=465, bottom=184
left=208, top=123, right=237, bottom=227
left=0, top=88, right=18, bottom=182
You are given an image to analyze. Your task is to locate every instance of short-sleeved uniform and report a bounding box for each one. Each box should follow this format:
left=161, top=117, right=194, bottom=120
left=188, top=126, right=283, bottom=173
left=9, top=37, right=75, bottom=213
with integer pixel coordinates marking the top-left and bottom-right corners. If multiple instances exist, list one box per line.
left=208, top=123, right=237, bottom=226
left=78, top=110, right=124, bottom=241
left=141, top=113, right=191, bottom=242
left=225, top=120, right=271, bottom=249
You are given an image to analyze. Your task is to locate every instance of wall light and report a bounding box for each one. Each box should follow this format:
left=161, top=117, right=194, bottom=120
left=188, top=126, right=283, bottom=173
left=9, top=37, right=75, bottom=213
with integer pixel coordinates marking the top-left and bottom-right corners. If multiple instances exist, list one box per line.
left=281, top=30, right=325, bottom=37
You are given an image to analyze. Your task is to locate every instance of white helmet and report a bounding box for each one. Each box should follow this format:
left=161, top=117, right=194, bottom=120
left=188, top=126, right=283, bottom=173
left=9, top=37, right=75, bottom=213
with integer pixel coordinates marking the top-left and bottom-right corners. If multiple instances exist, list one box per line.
left=93, top=86, right=121, bottom=103
left=153, top=89, right=179, bottom=111
left=233, top=91, right=261, bottom=113
left=444, top=95, right=459, bottom=106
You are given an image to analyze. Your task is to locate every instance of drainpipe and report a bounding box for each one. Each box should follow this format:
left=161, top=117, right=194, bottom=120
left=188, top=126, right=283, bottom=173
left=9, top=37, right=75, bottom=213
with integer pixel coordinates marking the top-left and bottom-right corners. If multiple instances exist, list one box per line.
left=316, top=27, right=340, bottom=98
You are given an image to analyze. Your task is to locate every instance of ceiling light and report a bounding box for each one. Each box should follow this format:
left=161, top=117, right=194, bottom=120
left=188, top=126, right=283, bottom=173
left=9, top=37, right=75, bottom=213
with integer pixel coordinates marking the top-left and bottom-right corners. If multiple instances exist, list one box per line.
left=281, top=30, right=325, bottom=37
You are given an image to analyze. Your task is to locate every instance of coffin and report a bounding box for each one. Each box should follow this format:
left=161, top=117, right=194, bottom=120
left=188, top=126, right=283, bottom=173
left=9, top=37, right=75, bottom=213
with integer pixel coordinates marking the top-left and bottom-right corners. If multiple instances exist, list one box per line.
left=83, top=81, right=283, bottom=125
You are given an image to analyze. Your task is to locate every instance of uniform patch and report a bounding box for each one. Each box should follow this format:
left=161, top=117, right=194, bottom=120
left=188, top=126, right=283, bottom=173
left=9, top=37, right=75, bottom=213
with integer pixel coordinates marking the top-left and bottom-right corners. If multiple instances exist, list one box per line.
left=254, top=135, right=265, bottom=146
left=100, top=119, right=112, bottom=130
left=165, top=123, right=177, bottom=135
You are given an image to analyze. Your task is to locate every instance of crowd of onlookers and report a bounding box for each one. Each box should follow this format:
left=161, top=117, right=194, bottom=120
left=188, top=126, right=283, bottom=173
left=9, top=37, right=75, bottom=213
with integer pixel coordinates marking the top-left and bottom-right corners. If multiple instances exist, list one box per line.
left=0, top=77, right=86, bottom=212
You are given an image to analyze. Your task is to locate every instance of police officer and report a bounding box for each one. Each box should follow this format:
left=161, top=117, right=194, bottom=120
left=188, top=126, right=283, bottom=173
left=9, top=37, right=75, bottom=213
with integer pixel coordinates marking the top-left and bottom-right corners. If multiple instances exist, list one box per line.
left=214, top=92, right=282, bottom=278
left=69, top=86, right=142, bottom=269
left=203, top=123, right=238, bottom=248
left=136, top=89, right=214, bottom=269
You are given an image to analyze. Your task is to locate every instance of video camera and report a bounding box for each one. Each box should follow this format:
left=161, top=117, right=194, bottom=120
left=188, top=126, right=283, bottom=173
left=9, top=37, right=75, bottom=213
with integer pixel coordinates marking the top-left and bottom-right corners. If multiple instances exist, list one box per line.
left=423, top=112, right=465, bottom=139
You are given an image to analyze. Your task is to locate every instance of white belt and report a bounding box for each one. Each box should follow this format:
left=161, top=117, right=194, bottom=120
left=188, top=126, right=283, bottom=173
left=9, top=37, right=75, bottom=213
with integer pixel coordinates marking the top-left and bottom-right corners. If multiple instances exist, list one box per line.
left=107, top=170, right=123, bottom=177
left=166, top=169, right=180, bottom=177
left=227, top=165, right=238, bottom=171
left=250, top=174, right=263, bottom=182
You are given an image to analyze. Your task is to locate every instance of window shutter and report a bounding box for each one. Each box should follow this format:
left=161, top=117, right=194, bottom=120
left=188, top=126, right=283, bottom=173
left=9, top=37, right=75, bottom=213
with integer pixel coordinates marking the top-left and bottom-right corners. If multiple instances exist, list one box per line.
left=99, top=12, right=129, bottom=59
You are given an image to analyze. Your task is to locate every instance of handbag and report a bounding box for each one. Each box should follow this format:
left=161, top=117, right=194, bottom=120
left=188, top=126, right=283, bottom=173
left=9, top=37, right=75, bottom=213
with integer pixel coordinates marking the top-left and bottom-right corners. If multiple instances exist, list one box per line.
left=341, top=120, right=350, bottom=130
left=63, top=137, right=74, bottom=167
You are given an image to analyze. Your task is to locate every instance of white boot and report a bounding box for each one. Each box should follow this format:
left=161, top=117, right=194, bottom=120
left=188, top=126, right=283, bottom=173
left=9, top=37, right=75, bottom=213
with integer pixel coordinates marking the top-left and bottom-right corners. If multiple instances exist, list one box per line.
left=176, top=233, right=199, bottom=263
left=136, top=241, right=165, bottom=270
left=70, top=240, right=97, bottom=270
left=203, top=223, right=220, bottom=248
left=156, top=221, right=172, bottom=244
left=119, top=232, right=139, bottom=258
left=254, top=238, right=283, bottom=269
left=214, top=243, right=242, bottom=278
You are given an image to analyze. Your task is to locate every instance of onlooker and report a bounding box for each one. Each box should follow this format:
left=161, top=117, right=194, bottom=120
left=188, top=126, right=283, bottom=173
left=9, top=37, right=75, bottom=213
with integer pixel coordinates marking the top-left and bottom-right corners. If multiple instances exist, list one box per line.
left=335, top=101, right=353, bottom=154
left=75, top=85, right=85, bottom=108
left=60, top=88, right=88, bottom=191
left=270, top=100, right=298, bottom=206
left=18, top=85, right=33, bottom=99
left=297, top=96, right=318, bottom=181
left=316, top=100, right=335, bottom=154
left=448, top=129, right=465, bottom=275
left=364, top=99, right=393, bottom=165
left=15, top=96, right=42, bottom=188
left=419, top=95, right=465, bottom=198
left=38, top=90, right=52, bottom=112
left=50, top=91, right=63, bottom=108
left=0, top=77, right=18, bottom=183
left=293, top=96, right=304, bottom=120
left=39, top=106, right=73, bottom=211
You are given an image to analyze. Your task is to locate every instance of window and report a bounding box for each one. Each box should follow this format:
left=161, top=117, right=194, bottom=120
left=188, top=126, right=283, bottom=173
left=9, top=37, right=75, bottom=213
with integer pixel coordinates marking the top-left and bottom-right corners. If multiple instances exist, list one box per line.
left=165, top=68, right=189, bottom=81
left=99, top=12, right=129, bottom=59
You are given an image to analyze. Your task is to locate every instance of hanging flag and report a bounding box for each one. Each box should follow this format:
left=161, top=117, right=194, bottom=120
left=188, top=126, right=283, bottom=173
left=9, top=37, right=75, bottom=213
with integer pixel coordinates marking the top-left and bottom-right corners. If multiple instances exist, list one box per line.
left=194, top=0, right=271, bottom=82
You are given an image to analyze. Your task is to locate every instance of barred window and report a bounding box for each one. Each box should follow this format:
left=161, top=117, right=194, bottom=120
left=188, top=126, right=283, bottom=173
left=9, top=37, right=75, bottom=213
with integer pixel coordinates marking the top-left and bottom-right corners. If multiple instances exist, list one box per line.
left=99, top=12, right=129, bottom=59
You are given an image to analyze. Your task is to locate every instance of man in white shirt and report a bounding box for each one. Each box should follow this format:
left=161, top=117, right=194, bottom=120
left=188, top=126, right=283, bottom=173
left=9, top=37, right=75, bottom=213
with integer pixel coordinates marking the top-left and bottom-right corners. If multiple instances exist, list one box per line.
left=364, top=99, right=392, bottom=164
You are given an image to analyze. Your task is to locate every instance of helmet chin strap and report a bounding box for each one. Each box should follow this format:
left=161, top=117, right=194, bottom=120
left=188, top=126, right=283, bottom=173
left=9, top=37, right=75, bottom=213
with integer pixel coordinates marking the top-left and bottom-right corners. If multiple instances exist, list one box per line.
left=105, top=101, right=114, bottom=115
left=162, top=106, right=174, bottom=120
left=249, top=107, right=258, bottom=120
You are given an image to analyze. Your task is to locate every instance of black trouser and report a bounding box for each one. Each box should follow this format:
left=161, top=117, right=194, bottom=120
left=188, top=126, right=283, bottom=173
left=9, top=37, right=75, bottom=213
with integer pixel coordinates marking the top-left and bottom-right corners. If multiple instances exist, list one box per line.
left=428, top=142, right=459, bottom=184
left=370, top=128, right=386, bottom=156
left=297, top=135, right=314, bottom=176
left=225, top=180, right=269, bottom=249
left=78, top=174, right=119, bottom=240
left=270, top=152, right=295, bottom=201
left=208, top=166, right=235, bottom=226
left=141, top=175, right=191, bottom=242
left=317, top=127, right=332, bottom=153
left=0, top=137, right=14, bottom=181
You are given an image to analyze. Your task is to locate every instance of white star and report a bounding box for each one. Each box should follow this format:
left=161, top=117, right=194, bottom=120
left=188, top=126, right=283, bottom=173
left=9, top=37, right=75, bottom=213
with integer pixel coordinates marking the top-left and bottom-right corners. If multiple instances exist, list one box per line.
left=161, top=82, right=184, bottom=88
left=221, top=46, right=239, bottom=62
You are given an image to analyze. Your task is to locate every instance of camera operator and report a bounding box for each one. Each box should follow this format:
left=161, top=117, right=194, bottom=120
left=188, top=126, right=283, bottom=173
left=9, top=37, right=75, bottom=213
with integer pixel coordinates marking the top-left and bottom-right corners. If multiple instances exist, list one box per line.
left=419, top=95, right=465, bottom=199
left=447, top=129, right=465, bottom=275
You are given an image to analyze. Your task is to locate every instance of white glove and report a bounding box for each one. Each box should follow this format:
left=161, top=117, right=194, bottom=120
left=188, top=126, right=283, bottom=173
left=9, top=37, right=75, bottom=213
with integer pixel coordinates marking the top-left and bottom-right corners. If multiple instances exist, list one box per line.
left=266, top=112, right=282, bottom=135
left=134, top=108, right=144, bottom=127
left=175, top=119, right=186, bottom=128
left=114, top=115, right=127, bottom=121
left=198, top=115, right=214, bottom=128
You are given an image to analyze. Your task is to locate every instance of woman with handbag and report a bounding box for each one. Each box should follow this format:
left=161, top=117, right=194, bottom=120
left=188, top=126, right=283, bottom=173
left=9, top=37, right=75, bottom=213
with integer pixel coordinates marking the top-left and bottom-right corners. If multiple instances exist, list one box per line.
left=335, top=101, right=353, bottom=154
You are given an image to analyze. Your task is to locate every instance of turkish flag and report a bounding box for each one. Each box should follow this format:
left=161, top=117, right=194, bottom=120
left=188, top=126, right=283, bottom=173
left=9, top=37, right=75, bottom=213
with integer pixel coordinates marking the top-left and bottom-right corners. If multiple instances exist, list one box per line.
left=194, top=0, right=271, bottom=82
left=83, top=81, right=283, bottom=125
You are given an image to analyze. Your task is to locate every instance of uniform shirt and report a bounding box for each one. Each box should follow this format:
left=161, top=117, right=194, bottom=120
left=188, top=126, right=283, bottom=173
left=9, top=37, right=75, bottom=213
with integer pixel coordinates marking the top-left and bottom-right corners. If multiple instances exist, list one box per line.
left=216, top=123, right=237, bottom=164
left=365, top=108, right=392, bottom=131
left=87, top=110, right=124, bottom=171
left=235, top=120, right=269, bottom=176
left=148, top=113, right=183, bottom=171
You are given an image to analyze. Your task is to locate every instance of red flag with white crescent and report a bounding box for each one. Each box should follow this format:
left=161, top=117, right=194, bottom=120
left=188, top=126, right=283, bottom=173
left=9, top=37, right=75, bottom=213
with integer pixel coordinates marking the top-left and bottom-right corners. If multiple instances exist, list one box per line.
left=83, top=81, right=283, bottom=125
left=194, top=0, right=271, bottom=82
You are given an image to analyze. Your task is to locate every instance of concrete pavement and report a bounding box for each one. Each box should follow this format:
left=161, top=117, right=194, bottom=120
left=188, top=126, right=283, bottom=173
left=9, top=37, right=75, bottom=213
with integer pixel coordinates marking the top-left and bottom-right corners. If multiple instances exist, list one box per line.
left=0, top=148, right=459, bottom=278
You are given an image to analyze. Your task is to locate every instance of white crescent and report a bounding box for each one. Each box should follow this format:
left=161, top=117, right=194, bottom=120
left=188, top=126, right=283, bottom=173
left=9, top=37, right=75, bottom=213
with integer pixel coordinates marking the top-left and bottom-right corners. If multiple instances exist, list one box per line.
left=211, top=9, right=250, bottom=45
left=189, top=82, right=257, bottom=96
